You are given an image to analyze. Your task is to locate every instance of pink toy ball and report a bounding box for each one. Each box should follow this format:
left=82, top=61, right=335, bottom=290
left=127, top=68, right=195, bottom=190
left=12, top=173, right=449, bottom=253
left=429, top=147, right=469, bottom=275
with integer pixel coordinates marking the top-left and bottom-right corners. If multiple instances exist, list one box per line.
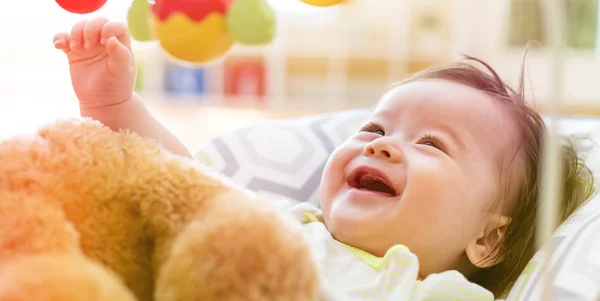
left=55, top=0, right=108, bottom=14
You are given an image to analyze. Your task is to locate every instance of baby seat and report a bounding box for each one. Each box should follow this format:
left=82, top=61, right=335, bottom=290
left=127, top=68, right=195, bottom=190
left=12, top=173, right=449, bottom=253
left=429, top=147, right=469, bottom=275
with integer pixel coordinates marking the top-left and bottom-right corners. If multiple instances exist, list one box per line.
left=193, top=109, right=600, bottom=301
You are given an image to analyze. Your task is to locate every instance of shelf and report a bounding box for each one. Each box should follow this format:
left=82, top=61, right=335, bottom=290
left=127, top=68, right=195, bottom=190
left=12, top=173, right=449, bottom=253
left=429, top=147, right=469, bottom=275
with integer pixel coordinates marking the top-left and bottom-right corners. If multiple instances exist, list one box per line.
left=130, top=0, right=600, bottom=122
left=141, top=92, right=600, bottom=118
left=143, top=91, right=372, bottom=111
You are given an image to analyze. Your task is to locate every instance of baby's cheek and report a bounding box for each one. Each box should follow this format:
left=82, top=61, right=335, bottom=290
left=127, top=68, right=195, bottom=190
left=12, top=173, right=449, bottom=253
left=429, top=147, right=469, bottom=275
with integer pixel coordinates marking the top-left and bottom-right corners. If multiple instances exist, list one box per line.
left=409, top=162, right=460, bottom=207
left=419, top=164, right=487, bottom=229
left=321, top=145, right=357, bottom=197
left=320, top=153, right=345, bottom=195
left=407, top=168, right=470, bottom=240
left=327, top=145, right=354, bottom=174
left=460, top=159, right=500, bottom=210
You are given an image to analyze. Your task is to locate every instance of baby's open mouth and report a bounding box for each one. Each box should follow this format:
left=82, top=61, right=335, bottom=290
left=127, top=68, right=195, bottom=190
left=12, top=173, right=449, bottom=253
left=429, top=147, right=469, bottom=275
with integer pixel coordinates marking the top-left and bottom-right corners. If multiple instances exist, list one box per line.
left=348, top=167, right=397, bottom=197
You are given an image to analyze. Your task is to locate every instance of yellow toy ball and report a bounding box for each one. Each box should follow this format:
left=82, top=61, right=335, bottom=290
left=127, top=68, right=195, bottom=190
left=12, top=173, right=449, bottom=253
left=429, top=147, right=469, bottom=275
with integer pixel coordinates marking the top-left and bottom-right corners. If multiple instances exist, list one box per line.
left=299, top=0, right=347, bottom=7
left=144, top=0, right=277, bottom=66
left=150, top=0, right=236, bottom=65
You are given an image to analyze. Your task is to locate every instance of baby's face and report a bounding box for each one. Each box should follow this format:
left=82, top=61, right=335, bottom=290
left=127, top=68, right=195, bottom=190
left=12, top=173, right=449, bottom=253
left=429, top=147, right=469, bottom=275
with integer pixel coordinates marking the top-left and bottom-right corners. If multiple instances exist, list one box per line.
left=320, top=79, right=518, bottom=277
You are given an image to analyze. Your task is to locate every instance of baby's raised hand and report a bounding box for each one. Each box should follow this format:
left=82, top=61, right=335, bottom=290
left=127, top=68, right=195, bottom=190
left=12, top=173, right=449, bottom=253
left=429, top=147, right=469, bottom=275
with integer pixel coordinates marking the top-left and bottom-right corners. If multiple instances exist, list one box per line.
left=53, top=18, right=136, bottom=109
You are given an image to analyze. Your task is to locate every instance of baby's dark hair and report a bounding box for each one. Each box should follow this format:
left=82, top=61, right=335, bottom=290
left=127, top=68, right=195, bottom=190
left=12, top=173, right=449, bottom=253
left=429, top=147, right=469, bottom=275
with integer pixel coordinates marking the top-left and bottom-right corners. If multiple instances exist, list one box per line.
left=402, top=54, right=596, bottom=296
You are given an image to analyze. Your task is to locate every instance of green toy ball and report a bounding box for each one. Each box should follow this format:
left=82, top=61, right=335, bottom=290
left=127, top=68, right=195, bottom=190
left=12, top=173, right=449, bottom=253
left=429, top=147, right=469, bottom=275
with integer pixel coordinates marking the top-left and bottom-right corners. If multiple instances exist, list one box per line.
left=128, top=0, right=153, bottom=41
left=226, top=0, right=277, bottom=45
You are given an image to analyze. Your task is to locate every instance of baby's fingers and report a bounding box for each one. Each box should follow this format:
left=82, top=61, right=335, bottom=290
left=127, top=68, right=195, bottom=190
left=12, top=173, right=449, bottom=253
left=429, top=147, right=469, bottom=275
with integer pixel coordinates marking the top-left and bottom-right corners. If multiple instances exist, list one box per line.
left=106, top=36, right=133, bottom=74
left=101, top=22, right=131, bottom=50
left=53, top=33, right=71, bottom=54
left=69, top=19, right=88, bottom=50
left=83, top=17, right=110, bottom=49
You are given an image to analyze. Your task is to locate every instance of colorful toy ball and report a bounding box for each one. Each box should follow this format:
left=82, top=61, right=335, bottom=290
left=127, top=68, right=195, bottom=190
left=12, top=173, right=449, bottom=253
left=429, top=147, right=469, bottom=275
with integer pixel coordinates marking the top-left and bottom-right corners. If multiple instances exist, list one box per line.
left=55, top=0, right=108, bottom=14
left=150, top=0, right=236, bottom=65
left=298, top=0, right=347, bottom=7
left=149, top=0, right=276, bottom=66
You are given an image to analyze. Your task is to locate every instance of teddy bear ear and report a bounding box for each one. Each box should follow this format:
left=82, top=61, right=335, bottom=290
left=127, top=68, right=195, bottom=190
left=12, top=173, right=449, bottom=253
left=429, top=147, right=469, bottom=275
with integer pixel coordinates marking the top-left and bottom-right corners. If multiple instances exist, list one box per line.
left=226, top=0, right=277, bottom=46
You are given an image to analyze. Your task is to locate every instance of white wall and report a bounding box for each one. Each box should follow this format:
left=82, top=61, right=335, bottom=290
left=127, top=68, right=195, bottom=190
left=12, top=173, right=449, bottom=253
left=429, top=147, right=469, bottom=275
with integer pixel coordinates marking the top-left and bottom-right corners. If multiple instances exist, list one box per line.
left=480, top=0, right=600, bottom=110
left=0, top=1, right=133, bottom=138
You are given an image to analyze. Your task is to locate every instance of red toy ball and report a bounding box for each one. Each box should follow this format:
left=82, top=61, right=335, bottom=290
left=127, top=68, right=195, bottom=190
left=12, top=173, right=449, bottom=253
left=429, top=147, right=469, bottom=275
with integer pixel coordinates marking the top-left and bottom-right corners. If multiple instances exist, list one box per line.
left=56, top=0, right=108, bottom=14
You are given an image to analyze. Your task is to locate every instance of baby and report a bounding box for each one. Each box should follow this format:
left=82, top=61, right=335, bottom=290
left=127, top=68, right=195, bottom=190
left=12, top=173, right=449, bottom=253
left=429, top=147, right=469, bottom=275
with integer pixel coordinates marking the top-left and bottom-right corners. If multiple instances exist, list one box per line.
left=53, top=19, right=595, bottom=300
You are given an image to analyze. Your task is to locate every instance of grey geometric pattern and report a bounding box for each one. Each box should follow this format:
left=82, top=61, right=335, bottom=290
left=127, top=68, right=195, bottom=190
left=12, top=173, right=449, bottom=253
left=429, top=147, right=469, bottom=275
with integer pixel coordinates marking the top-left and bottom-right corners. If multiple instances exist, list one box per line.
left=193, top=109, right=370, bottom=206
left=194, top=110, right=600, bottom=301
left=310, top=116, right=337, bottom=152
left=505, top=194, right=600, bottom=301
left=246, top=164, right=326, bottom=203
left=238, top=126, right=316, bottom=174
left=508, top=235, right=568, bottom=301
left=553, top=289, right=589, bottom=300
left=211, top=138, right=240, bottom=177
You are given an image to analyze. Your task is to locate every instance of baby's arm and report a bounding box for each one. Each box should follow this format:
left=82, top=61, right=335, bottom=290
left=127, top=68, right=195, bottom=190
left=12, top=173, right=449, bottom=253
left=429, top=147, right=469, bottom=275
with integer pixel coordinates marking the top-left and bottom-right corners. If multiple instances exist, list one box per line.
left=81, top=94, right=192, bottom=158
left=54, top=18, right=192, bottom=158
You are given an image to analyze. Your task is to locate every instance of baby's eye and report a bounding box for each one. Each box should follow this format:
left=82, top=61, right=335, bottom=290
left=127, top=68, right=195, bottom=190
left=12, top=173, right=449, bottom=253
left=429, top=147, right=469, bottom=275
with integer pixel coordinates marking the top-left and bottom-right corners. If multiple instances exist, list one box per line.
left=422, top=141, right=436, bottom=147
left=360, top=122, right=385, bottom=136
left=418, top=134, right=446, bottom=152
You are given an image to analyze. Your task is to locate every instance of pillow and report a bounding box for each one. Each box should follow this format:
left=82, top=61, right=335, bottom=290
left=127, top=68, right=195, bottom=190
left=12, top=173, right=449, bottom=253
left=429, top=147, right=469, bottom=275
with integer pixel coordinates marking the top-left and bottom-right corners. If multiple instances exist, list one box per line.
left=504, top=193, right=600, bottom=300
left=193, top=109, right=370, bottom=209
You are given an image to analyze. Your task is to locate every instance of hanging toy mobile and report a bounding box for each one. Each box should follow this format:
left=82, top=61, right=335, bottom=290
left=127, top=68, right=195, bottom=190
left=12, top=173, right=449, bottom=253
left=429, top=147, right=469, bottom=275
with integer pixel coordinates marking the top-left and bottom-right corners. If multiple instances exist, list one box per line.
left=55, top=0, right=108, bottom=14
left=56, top=0, right=346, bottom=66
left=147, top=0, right=277, bottom=65
left=298, top=0, right=347, bottom=7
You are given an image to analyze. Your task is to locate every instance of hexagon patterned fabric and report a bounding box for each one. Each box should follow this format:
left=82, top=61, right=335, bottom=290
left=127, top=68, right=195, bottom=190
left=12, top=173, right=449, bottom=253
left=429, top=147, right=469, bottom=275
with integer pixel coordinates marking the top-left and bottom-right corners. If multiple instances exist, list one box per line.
left=193, top=109, right=371, bottom=209
left=193, top=110, right=600, bottom=301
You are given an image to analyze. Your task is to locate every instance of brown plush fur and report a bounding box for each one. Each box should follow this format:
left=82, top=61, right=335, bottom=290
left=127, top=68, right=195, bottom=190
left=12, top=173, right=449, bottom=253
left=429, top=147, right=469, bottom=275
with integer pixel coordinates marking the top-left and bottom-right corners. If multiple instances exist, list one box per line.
left=0, top=118, right=319, bottom=301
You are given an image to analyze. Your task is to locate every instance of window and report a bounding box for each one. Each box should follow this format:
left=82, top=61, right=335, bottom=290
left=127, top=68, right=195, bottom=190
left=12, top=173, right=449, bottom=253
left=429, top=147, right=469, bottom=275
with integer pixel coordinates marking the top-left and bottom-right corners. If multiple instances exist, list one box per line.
left=507, top=0, right=599, bottom=50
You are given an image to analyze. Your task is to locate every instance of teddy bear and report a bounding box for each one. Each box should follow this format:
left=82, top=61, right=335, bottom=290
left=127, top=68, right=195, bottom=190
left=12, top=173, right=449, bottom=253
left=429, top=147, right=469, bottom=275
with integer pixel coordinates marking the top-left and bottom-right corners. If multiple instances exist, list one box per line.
left=0, top=117, right=320, bottom=301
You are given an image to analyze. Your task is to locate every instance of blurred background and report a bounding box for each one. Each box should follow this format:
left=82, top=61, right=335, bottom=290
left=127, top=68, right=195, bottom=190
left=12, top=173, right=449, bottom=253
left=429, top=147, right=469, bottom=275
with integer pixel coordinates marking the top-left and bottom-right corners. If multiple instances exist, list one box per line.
left=1, top=0, right=599, bottom=150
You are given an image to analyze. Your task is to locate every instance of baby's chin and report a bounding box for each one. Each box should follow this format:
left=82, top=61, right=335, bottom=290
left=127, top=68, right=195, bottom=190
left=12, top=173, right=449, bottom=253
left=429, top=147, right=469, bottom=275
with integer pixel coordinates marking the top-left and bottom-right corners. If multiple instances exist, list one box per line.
left=324, top=203, right=386, bottom=245
left=328, top=193, right=396, bottom=223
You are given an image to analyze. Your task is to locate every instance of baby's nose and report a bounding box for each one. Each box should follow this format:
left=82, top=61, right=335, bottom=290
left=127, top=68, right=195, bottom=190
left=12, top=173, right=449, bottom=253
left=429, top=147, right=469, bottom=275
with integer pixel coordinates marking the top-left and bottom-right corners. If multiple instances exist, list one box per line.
left=364, top=139, right=402, bottom=163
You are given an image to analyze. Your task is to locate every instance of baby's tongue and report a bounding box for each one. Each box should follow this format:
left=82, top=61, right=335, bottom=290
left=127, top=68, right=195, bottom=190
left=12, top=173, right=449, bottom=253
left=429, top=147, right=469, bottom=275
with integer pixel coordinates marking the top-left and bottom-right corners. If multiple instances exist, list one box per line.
left=359, top=175, right=395, bottom=196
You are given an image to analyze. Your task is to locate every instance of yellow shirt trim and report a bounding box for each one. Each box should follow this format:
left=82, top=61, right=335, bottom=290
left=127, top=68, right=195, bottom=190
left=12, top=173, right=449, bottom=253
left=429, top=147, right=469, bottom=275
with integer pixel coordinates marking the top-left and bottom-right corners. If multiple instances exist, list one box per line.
left=303, top=211, right=410, bottom=270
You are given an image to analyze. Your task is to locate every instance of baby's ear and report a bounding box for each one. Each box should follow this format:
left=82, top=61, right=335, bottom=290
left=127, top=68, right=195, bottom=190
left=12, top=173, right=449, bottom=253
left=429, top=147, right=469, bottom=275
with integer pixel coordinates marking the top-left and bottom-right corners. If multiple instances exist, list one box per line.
left=465, top=214, right=511, bottom=268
